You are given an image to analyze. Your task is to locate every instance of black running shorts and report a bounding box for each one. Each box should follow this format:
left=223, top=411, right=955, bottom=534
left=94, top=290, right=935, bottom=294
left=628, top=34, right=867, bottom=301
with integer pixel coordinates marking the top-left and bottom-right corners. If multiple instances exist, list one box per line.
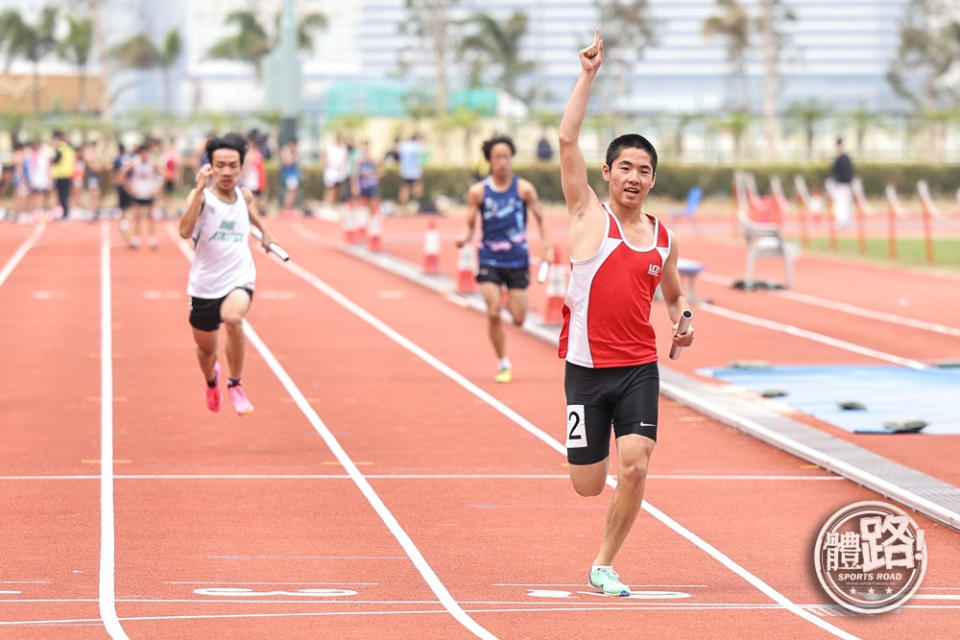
left=476, top=264, right=530, bottom=290
left=189, top=287, right=254, bottom=332
left=563, top=360, right=660, bottom=465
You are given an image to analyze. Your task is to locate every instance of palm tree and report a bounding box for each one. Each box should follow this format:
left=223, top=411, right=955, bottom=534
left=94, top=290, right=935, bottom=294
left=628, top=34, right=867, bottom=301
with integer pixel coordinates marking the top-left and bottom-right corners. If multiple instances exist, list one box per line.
left=713, top=109, right=751, bottom=162
left=887, top=1, right=960, bottom=112
left=594, top=1, right=659, bottom=125
left=401, top=0, right=461, bottom=116
left=458, top=11, right=535, bottom=103
left=59, top=15, right=93, bottom=114
left=843, top=101, right=879, bottom=157
left=757, top=0, right=795, bottom=161
left=702, top=0, right=750, bottom=109
left=0, top=7, right=59, bottom=113
left=206, top=9, right=326, bottom=77
left=785, top=99, right=831, bottom=161
left=107, top=29, right=182, bottom=112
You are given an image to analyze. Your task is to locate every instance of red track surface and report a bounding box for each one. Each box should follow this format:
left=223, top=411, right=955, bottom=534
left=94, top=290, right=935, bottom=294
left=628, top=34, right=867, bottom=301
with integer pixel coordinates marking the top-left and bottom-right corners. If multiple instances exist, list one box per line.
left=1, top=215, right=958, bottom=639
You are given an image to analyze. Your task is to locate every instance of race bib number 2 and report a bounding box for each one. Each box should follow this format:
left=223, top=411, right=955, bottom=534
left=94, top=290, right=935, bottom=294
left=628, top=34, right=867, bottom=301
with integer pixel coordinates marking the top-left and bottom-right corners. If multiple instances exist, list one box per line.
left=566, top=404, right=587, bottom=449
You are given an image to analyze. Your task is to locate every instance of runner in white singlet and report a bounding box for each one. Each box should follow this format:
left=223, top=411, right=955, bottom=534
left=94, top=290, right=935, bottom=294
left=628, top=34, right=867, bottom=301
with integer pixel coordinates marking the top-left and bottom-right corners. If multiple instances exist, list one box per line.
left=178, top=133, right=278, bottom=416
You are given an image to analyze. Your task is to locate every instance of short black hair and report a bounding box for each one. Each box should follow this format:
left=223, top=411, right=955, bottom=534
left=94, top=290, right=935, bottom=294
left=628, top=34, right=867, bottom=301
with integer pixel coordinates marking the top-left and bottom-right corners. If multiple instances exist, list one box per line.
left=205, top=132, right=248, bottom=165
left=605, top=134, right=658, bottom=173
left=482, top=135, right=516, bottom=161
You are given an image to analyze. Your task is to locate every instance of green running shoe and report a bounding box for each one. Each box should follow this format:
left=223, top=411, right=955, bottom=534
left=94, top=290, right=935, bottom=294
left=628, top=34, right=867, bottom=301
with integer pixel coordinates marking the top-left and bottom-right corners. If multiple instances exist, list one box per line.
left=589, top=566, right=631, bottom=597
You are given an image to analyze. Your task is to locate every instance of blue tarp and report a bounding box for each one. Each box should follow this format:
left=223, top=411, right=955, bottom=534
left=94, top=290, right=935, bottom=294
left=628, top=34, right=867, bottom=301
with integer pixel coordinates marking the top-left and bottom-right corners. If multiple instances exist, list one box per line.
left=698, top=365, right=960, bottom=435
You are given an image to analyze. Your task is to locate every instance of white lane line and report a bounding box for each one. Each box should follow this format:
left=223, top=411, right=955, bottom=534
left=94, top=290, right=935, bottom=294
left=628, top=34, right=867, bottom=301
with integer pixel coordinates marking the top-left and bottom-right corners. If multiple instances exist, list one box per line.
left=99, top=221, right=130, bottom=640
left=699, top=301, right=928, bottom=369
left=14, top=601, right=945, bottom=626
left=278, top=258, right=861, bottom=640
left=698, top=272, right=960, bottom=338
left=168, top=227, right=496, bottom=640
left=0, top=222, right=45, bottom=288
left=0, top=473, right=843, bottom=481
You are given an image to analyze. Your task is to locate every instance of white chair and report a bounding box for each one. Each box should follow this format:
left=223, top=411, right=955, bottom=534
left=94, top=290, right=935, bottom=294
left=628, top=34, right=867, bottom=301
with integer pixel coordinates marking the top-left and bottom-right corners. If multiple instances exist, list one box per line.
left=734, top=171, right=798, bottom=289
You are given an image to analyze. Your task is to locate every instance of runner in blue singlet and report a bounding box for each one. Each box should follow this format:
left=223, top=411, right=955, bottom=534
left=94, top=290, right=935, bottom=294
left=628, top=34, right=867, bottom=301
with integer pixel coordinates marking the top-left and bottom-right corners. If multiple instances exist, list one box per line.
left=456, top=135, right=549, bottom=383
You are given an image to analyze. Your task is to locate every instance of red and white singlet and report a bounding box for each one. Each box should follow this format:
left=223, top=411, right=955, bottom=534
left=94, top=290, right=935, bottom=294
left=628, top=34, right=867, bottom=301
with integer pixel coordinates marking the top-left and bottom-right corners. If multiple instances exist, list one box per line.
left=559, top=203, right=671, bottom=368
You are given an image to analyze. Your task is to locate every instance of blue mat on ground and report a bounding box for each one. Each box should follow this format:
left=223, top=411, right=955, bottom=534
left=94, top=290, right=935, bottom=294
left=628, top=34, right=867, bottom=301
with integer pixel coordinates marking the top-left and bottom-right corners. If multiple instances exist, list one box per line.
left=697, top=364, right=960, bottom=435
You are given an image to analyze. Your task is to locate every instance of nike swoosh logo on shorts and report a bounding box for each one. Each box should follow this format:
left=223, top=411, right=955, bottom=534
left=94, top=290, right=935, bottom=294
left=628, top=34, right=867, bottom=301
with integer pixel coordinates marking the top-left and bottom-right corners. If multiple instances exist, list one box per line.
left=640, top=422, right=656, bottom=427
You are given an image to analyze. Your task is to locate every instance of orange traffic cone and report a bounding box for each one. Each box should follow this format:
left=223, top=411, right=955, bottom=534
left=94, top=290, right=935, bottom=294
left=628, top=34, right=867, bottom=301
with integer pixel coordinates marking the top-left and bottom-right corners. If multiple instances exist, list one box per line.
left=455, top=243, right=477, bottom=293
left=423, top=219, right=441, bottom=275
left=543, top=245, right=567, bottom=325
left=367, top=210, right=383, bottom=252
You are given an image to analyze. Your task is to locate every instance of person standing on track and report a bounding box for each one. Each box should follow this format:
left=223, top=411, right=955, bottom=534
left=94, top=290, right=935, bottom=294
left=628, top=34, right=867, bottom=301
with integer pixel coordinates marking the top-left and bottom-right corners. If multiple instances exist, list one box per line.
left=178, top=133, right=278, bottom=416
left=456, top=135, right=549, bottom=383
left=558, top=29, right=695, bottom=597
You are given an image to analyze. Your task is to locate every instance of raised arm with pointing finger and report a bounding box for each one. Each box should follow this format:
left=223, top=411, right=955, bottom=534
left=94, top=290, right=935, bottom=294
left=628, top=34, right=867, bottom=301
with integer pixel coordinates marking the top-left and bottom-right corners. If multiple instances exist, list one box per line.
left=559, top=29, right=608, bottom=262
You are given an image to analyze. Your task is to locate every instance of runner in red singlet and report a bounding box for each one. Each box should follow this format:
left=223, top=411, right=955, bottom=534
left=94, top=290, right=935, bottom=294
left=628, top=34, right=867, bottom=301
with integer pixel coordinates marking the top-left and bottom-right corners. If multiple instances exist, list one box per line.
left=558, top=29, right=695, bottom=597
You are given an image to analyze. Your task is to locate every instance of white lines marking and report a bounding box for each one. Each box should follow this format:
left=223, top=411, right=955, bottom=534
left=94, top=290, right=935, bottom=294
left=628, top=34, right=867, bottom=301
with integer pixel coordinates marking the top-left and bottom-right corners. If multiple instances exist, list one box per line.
left=0, top=222, right=44, bottom=288
left=700, top=302, right=928, bottom=369
left=0, top=473, right=842, bottom=481
left=168, top=226, right=496, bottom=640
left=13, top=602, right=955, bottom=626
left=699, top=272, right=960, bottom=338
left=278, top=258, right=861, bottom=640
left=99, top=221, right=130, bottom=640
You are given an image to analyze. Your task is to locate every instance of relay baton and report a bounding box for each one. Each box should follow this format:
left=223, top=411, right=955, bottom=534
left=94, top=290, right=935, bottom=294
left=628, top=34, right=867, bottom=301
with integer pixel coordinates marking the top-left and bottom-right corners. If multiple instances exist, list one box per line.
left=668, top=309, right=694, bottom=360
left=250, top=227, right=290, bottom=262
left=537, top=259, right=550, bottom=284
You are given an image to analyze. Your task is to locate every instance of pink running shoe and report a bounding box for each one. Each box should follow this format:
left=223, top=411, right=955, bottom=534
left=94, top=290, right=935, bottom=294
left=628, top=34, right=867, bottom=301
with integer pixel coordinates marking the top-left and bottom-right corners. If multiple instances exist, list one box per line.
left=228, top=384, right=254, bottom=415
left=205, top=363, right=221, bottom=412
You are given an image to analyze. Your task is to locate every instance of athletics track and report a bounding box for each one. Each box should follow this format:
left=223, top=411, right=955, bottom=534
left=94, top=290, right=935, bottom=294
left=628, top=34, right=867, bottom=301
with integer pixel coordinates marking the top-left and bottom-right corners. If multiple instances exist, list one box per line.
left=0, top=212, right=958, bottom=639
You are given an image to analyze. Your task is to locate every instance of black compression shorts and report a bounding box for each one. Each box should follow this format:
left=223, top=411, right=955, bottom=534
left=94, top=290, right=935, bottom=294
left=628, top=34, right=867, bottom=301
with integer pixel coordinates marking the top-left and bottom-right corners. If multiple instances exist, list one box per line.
left=563, top=360, right=659, bottom=465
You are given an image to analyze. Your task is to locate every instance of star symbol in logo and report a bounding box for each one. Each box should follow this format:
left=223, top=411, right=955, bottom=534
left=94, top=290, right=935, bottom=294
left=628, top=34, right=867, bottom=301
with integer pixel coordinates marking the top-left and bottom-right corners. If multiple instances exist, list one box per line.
left=886, top=587, right=894, bottom=594
left=867, top=588, right=876, bottom=594
left=849, top=588, right=857, bottom=595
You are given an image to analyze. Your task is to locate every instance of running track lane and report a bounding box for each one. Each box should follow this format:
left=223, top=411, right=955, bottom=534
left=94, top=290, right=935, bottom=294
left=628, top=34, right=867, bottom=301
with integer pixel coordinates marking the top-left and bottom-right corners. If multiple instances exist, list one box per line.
left=268, top=223, right=960, bottom=639
left=0, top=221, right=104, bottom=636
left=106, top=224, right=481, bottom=639
left=231, top=235, right=851, bottom=639
left=312, top=215, right=960, bottom=488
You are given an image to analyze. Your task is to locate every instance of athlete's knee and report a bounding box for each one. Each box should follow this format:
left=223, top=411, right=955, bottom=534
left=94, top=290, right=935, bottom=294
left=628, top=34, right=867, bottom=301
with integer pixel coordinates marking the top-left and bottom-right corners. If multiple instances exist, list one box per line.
left=487, top=309, right=502, bottom=323
left=617, top=457, right=650, bottom=487
left=570, top=466, right=606, bottom=497
left=221, top=312, right=244, bottom=328
left=510, top=310, right=526, bottom=326
left=572, top=475, right=605, bottom=497
left=195, top=343, right=215, bottom=359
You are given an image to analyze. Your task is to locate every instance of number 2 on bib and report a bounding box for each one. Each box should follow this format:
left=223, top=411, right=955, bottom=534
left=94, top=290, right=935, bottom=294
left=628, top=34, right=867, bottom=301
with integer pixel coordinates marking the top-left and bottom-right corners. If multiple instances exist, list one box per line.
left=566, top=404, right=587, bottom=448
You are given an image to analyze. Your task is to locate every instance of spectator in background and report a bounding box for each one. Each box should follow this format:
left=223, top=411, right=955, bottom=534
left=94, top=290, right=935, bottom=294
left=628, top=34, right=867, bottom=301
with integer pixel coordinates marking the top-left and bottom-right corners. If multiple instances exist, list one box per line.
left=124, top=141, right=162, bottom=249
left=162, top=137, right=182, bottom=218
left=383, top=137, right=400, bottom=166
left=536, top=126, right=554, bottom=162
left=83, top=141, right=104, bottom=220
left=280, top=137, right=302, bottom=214
left=828, top=137, right=855, bottom=229
left=50, top=130, right=75, bottom=220
left=113, top=142, right=133, bottom=228
left=352, top=139, right=381, bottom=216
left=241, top=134, right=268, bottom=213
left=397, top=132, right=425, bottom=215
left=322, top=133, right=349, bottom=214
left=29, top=140, right=53, bottom=217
